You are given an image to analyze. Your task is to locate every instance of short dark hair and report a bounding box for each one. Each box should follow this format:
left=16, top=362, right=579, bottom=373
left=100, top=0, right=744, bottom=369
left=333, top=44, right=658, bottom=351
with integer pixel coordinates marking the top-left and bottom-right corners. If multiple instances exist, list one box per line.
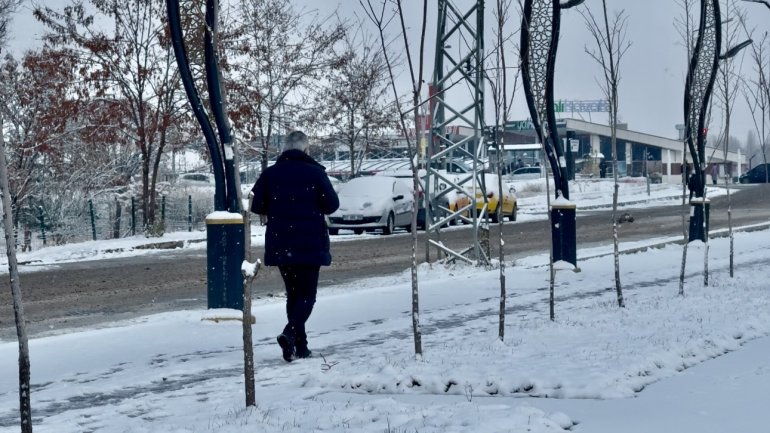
left=283, top=130, right=308, bottom=152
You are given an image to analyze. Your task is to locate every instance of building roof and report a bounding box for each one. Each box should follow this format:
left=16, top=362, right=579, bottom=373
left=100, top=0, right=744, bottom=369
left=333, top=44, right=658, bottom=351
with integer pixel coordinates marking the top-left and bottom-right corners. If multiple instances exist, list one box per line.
left=563, top=118, right=744, bottom=164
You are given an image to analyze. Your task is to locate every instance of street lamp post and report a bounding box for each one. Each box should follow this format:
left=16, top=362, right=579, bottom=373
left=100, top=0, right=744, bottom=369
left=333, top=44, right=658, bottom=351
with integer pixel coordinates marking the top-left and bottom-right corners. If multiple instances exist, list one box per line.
left=683, top=0, right=751, bottom=243
left=520, top=0, right=584, bottom=268
left=167, top=0, right=244, bottom=310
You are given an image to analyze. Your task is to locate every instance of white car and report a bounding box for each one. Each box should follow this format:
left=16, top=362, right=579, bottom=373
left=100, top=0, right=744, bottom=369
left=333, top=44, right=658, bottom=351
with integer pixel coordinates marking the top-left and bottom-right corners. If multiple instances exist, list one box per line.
left=507, top=166, right=544, bottom=180
left=327, top=176, right=414, bottom=235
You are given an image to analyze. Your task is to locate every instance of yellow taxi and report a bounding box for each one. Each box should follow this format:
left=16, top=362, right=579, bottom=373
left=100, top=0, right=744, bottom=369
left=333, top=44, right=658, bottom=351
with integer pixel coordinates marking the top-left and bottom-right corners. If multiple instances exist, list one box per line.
left=463, top=174, right=518, bottom=223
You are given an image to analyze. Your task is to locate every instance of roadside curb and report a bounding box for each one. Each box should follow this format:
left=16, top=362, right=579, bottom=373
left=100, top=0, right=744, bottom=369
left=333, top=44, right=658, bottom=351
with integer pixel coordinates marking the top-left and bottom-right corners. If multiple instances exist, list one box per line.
left=584, top=222, right=770, bottom=261
left=580, top=194, right=685, bottom=210
left=523, top=222, right=770, bottom=270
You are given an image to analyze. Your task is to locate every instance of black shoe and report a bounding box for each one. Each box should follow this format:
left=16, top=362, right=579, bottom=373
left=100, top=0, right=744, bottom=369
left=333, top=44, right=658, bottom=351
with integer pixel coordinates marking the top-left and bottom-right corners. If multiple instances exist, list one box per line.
left=277, top=334, right=294, bottom=362
left=295, top=346, right=312, bottom=359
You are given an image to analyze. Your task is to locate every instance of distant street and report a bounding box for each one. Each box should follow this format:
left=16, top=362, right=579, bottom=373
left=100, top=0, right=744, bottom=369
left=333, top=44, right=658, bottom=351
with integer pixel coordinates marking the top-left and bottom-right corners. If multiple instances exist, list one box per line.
left=1, top=184, right=769, bottom=340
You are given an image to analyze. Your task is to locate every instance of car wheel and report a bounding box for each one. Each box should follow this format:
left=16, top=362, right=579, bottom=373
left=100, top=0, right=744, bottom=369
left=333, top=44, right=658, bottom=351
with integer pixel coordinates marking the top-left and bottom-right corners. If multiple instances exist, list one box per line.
left=489, top=206, right=500, bottom=223
left=328, top=228, right=339, bottom=235
left=383, top=213, right=395, bottom=235
left=354, top=228, right=364, bottom=235
left=510, top=204, right=517, bottom=222
left=405, top=222, right=413, bottom=233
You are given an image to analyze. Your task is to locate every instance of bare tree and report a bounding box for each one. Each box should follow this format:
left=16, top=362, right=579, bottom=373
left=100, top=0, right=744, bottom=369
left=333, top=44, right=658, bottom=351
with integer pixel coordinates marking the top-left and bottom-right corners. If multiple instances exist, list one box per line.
left=361, top=0, right=428, bottom=357
left=715, top=0, right=749, bottom=278
left=227, top=0, right=344, bottom=170
left=35, top=0, right=189, bottom=236
left=0, top=50, right=68, bottom=228
left=1, top=48, right=145, bottom=246
left=674, top=0, right=697, bottom=296
left=484, top=0, right=520, bottom=340
left=581, top=1, right=631, bottom=308
left=742, top=31, right=770, bottom=183
left=744, top=129, right=768, bottom=165
left=317, top=24, right=398, bottom=178
left=1, top=2, right=32, bottom=431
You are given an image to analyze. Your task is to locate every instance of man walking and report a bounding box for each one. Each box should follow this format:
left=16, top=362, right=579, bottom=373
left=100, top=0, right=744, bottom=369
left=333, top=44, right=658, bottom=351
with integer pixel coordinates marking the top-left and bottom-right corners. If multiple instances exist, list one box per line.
left=251, top=131, right=339, bottom=362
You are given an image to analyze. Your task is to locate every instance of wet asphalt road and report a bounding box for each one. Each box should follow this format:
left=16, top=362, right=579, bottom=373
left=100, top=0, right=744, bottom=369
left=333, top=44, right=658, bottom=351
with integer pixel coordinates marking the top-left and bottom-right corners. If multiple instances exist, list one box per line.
left=1, top=184, right=768, bottom=340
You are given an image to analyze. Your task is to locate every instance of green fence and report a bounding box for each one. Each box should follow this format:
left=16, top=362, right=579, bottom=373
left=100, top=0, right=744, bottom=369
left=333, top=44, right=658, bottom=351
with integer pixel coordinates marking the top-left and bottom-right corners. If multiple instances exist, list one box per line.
left=5, top=192, right=218, bottom=252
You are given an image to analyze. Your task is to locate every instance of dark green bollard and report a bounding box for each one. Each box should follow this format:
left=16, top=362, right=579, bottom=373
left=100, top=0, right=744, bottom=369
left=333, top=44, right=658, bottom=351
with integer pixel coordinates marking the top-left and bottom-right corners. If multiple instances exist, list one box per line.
left=131, top=197, right=136, bottom=236
left=38, top=206, right=47, bottom=246
left=688, top=199, right=710, bottom=243
left=161, top=195, right=166, bottom=225
left=188, top=195, right=193, bottom=232
left=206, top=212, right=245, bottom=310
left=89, top=199, right=97, bottom=241
left=551, top=201, right=577, bottom=268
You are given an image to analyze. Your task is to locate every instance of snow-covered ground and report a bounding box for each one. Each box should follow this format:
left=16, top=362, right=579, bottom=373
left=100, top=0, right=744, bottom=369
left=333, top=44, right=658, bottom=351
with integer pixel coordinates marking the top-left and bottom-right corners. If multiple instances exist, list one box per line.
left=2, top=180, right=768, bottom=433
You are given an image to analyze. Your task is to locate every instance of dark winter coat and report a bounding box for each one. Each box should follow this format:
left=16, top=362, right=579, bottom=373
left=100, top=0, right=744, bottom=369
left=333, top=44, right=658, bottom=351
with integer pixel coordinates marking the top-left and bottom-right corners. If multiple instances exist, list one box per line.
left=251, top=149, right=339, bottom=266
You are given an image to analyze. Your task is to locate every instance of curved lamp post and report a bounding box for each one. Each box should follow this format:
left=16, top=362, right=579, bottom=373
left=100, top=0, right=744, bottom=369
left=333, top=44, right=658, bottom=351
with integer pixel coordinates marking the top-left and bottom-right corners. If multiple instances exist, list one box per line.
left=684, top=0, right=750, bottom=242
left=520, top=0, right=583, bottom=267
left=742, top=0, right=770, bottom=9
left=167, top=0, right=244, bottom=310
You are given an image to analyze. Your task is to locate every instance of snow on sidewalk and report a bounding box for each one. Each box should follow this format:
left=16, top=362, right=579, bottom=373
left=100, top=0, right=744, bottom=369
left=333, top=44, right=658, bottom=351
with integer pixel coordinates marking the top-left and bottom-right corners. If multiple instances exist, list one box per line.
left=1, top=228, right=769, bottom=432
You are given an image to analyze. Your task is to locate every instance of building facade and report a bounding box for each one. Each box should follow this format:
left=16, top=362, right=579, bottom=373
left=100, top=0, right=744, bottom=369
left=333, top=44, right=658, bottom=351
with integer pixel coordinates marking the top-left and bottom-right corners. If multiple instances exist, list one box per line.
left=500, top=118, right=745, bottom=184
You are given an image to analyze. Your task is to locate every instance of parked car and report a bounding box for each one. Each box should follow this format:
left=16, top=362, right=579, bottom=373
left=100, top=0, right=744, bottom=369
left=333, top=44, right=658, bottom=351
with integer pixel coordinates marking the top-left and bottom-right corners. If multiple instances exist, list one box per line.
left=327, top=176, right=414, bottom=235
left=327, top=175, right=341, bottom=192
left=507, top=165, right=544, bottom=180
left=739, top=163, right=770, bottom=184
left=177, top=172, right=215, bottom=186
left=464, top=174, right=518, bottom=222
left=375, top=169, right=452, bottom=229
left=444, top=187, right=473, bottom=225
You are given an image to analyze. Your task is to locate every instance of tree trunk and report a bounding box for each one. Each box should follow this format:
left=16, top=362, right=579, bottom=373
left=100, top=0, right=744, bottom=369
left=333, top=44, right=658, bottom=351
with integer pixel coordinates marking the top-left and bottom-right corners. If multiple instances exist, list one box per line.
left=349, top=111, right=356, bottom=178
left=496, top=132, right=506, bottom=340
left=410, top=103, right=422, bottom=357
left=679, top=123, right=689, bottom=295
left=0, top=115, right=34, bottom=433
left=727, top=183, right=734, bottom=277
left=679, top=209, right=689, bottom=296
left=241, top=200, right=256, bottom=407
left=545, top=161, right=555, bottom=321
left=722, top=48, right=740, bottom=278
left=611, top=135, right=624, bottom=307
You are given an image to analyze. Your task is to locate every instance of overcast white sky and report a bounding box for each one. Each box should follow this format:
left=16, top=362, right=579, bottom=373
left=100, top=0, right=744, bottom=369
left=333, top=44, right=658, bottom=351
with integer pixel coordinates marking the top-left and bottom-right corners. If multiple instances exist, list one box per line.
left=7, top=0, right=770, bottom=145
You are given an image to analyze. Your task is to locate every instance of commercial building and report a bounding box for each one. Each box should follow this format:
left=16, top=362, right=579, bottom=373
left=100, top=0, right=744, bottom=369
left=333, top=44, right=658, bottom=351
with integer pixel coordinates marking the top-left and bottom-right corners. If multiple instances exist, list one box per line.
left=495, top=118, right=745, bottom=184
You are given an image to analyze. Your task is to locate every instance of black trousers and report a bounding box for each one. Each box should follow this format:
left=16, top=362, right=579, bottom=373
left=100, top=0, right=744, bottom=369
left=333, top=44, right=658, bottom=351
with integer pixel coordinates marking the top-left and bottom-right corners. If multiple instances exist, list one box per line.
left=278, top=264, right=320, bottom=349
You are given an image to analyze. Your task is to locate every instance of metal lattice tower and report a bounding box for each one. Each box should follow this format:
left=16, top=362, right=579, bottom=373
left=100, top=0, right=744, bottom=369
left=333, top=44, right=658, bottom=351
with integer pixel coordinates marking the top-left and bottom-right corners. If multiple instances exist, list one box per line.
left=425, top=0, right=488, bottom=265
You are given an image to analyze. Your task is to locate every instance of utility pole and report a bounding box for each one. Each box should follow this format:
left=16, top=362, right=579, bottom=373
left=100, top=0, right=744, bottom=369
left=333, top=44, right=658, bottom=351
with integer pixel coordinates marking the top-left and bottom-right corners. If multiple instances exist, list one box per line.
left=425, top=0, right=489, bottom=264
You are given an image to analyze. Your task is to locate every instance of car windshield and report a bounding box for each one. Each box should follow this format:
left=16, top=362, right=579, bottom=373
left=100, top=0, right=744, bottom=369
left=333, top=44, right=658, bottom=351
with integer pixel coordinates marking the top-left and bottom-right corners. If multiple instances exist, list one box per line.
left=338, top=176, right=394, bottom=197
